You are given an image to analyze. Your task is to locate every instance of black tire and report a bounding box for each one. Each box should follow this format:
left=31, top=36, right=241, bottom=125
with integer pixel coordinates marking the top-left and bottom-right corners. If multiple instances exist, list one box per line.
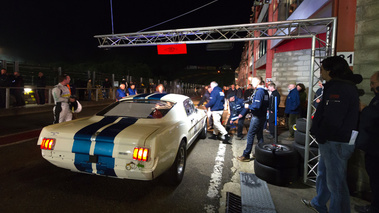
left=255, top=143, right=299, bottom=168
left=199, top=118, right=207, bottom=139
left=294, top=130, right=318, bottom=148
left=254, top=160, right=299, bottom=186
left=169, top=140, right=187, bottom=185
left=292, top=141, right=319, bottom=165
left=295, top=118, right=308, bottom=133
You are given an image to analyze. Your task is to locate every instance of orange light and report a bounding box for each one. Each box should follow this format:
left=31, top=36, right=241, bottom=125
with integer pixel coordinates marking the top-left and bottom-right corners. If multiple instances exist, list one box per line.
left=40, top=138, right=55, bottom=150
left=133, top=147, right=149, bottom=161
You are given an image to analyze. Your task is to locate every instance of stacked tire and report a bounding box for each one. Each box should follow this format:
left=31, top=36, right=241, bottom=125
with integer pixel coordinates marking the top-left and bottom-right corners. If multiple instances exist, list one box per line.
left=293, top=118, right=319, bottom=171
left=254, top=143, right=299, bottom=186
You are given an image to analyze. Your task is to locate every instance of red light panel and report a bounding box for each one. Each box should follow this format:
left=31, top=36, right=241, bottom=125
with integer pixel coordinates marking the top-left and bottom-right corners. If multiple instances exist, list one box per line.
left=133, top=147, right=149, bottom=161
left=157, top=44, right=187, bottom=55
left=40, top=138, right=55, bottom=150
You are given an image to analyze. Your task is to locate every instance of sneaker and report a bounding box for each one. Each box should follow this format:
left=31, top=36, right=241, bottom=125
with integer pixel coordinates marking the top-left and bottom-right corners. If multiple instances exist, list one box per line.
left=208, top=134, right=217, bottom=140
left=223, top=134, right=230, bottom=144
left=237, top=156, right=250, bottom=162
left=301, top=199, right=319, bottom=213
left=237, top=135, right=244, bottom=140
left=266, top=135, right=274, bottom=139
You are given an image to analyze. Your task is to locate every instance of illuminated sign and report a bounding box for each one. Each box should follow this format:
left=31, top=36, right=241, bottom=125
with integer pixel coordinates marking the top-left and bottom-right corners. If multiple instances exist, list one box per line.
left=157, top=44, right=187, bottom=55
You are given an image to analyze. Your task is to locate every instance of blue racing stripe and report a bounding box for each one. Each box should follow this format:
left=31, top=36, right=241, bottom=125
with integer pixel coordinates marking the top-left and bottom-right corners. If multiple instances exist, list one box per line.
left=94, top=117, right=138, bottom=176
left=148, top=93, right=166, bottom=100
left=133, top=93, right=150, bottom=99
left=72, top=116, right=118, bottom=173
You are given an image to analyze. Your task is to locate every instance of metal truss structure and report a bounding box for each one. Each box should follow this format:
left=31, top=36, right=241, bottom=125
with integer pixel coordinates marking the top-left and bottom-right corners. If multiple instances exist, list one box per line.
left=94, top=17, right=337, bottom=184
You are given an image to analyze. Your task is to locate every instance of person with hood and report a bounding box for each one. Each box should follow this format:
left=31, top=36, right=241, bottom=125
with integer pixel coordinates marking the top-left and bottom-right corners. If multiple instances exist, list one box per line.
left=206, top=81, right=230, bottom=144
left=302, top=56, right=362, bottom=213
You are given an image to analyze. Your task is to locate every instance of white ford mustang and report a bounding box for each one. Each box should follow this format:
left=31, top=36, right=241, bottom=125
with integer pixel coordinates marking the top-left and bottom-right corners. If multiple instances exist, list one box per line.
left=37, top=93, right=207, bottom=184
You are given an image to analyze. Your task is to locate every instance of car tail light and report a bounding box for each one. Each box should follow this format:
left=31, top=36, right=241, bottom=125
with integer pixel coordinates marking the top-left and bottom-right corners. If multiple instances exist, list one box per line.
left=40, top=138, right=56, bottom=150
left=133, top=147, right=149, bottom=161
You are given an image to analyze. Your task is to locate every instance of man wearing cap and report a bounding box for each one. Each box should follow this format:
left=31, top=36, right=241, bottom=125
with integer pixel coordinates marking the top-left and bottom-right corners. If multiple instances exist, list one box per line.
left=301, top=56, right=362, bottom=213
left=284, top=81, right=300, bottom=140
left=206, top=81, right=230, bottom=144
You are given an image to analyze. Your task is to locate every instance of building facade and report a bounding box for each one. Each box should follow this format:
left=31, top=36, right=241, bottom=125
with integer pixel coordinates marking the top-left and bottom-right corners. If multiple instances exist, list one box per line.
left=237, top=0, right=378, bottom=106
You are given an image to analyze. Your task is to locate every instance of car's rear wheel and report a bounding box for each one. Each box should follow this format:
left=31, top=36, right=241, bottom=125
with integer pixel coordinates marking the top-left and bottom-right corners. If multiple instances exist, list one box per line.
left=169, top=140, right=187, bottom=185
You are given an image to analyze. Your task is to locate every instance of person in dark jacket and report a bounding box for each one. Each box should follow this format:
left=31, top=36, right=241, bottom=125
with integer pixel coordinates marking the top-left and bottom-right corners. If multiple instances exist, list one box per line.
left=237, top=77, right=269, bottom=162
left=297, top=83, right=307, bottom=118
left=267, top=82, right=281, bottom=139
left=301, top=56, right=362, bottom=213
left=225, top=95, right=246, bottom=140
left=284, top=82, right=300, bottom=139
left=244, top=84, right=254, bottom=101
left=0, top=68, right=10, bottom=108
left=355, top=71, right=379, bottom=213
left=36, top=72, right=46, bottom=105
left=11, top=71, right=25, bottom=107
left=206, top=81, right=230, bottom=144
left=198, top=86, right=214, bottom=130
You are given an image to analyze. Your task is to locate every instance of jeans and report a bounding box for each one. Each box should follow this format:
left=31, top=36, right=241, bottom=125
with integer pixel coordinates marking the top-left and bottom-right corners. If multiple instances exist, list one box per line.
left=226, top=116, right=245, bottom=137
left=288, top=113, right=298, bottom=137
left=311, top=141, right=355, bottom=213
left=243, top=115, right=265, bottom=157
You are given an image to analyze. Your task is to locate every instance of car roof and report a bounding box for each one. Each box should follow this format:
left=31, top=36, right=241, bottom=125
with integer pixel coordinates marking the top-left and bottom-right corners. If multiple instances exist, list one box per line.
left=120, top=93, right=189, bottom=103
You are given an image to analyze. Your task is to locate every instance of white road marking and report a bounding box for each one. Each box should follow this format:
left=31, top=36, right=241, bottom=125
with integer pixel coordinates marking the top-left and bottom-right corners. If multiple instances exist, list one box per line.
left=205, top=142, right=226, bottom=213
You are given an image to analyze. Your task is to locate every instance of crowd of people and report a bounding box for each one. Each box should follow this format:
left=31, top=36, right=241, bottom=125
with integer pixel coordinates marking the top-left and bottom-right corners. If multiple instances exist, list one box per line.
left=199, top=56, right=378, bottom=213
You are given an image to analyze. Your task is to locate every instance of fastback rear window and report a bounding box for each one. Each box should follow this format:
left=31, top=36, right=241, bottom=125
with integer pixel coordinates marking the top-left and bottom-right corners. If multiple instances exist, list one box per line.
left=96, top=100, right=175, bottom=118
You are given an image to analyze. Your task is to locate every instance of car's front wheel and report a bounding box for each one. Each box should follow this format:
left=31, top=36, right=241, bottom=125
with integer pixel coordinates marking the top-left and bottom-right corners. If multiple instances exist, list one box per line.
left=169, top=140, right=187, bottom=185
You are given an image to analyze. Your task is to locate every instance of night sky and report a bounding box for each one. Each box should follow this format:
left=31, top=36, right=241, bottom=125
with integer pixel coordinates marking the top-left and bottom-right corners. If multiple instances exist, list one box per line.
left=1, top=0, right=253, bottom=68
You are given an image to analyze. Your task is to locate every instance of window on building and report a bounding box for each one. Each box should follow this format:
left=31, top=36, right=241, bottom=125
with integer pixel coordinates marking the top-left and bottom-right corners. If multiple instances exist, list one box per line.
left=278, top=0, right=304, bottom=21
left=258, top=13, right=268, bottom=59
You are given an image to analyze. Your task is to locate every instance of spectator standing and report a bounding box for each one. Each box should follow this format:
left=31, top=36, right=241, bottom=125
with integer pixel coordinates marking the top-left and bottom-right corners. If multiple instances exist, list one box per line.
left=206, top=81, right=230, bottom=144
left=156, top=84, right=165, bottom=94
left=0, top=68, right=10, bottom=108
left=11, top=71, right=25, bottom=107
left=52, top=74, right=72, bottom=123
left=87, top=79, right=92, bottom=101
left=116, top=83, right=127, bottom=101
left=128, top=83, right=138, bottom=96
left=284, top=82, right=300, bottom=140
left=103, top=78, right=112, bottom=99
left=36, top=72, right=46, bottom=105
left=297, top=83, right=307, bottom=118
left=236, top=85, right=243, bottom=99
left=227, top=84, right=237, bottom=99
left=313, top=80, right=323, bottom=109
left=267, top=82, right=281, bottom=139
left=198, top=86, right=214, bottom=130
left=226, top=95, right=246, bottom=140
left=301, top=56, right=362, bottom=213
left=237, top=77, right=269, bottom=162
left=244, top=84, right=254, bottom=101
left=355, top=71, right=379, bottom=213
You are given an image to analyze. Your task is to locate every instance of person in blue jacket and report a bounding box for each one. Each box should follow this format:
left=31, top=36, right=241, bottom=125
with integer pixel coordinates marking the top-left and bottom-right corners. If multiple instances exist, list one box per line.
left=284, top=81, right=300, bottom=140
left=205, top=81, right=230, bottom=144
left=128, top=83, right=137, bottom=96
left=301, top=56, right=362, bottom=213
left=225, top=95, right=246, bottom=140
left=237, top=77, right=269, bottom=162
left=116, top=83, right=127, bottom=101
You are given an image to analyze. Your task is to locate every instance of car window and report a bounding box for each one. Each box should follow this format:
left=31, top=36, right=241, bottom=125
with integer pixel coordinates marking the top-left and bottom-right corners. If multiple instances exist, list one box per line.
left=96, top=100, right=175, bottom=119
left=183, top=98, right=195, bottom=116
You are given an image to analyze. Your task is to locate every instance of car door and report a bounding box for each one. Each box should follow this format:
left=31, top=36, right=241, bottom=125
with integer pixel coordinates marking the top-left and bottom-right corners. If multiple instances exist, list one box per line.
left=183, top=98, right=198, bottom=142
